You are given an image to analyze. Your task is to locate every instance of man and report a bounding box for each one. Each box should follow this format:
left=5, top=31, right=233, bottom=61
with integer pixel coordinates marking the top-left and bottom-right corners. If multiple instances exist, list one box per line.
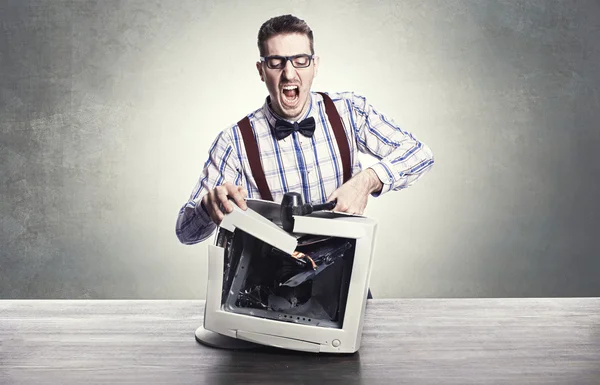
left=176, top=14, right=434, bottom=245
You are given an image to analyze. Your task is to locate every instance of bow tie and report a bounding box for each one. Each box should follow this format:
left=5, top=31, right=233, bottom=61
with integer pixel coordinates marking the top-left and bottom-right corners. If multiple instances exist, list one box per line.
left=273, top=117, right=316, bottom=140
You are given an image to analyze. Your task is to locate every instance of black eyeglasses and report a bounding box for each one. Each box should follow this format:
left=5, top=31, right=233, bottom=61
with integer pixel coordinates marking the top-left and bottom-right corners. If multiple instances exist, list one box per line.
left=260, top=54, right=314, bottom=69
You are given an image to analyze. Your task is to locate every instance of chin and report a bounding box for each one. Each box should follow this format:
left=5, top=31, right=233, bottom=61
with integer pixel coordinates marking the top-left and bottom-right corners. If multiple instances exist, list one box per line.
left=284, top=99, right=308, bottom=119
left=275, top=103, right=299, bottom=119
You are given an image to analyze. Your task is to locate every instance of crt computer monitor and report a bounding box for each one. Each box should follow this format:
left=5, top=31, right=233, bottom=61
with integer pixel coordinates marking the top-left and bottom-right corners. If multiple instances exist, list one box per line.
left=197, top=198, right=377, bottom=353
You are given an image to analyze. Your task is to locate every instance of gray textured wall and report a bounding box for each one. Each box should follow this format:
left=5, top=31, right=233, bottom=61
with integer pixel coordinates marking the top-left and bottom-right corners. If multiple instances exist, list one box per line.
left=1, top=0, right=599, bottom=299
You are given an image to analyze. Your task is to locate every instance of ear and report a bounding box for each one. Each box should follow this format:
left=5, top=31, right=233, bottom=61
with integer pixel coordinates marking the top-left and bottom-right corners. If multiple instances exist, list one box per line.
left=313, top=55, right=320, bottom=78
left=256, top=61, right=265, bottom=82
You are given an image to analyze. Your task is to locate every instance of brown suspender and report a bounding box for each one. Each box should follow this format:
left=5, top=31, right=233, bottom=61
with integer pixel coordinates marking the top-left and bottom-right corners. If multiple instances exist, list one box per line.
left=237, top=116, right=275, bottom=202
left=236, top=92, right=351, bottom=201
left=317, top=92, right=352, bottom=185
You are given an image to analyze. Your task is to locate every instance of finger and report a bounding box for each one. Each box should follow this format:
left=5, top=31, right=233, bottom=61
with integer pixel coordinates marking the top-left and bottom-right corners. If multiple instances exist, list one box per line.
left=331, top=201, right=344, bottom=212
left=212, top=210, right=224, bottom=225
left=332, top=199, right=341, bottom=211
left=208, top=198, right=225, bottom=224
left=229, top=186, right=247, bottom=210
left=216, top=190, right=233, bottom=213
left=238, top=186, right=248, bottom=199
left=326, top=190, right=340, bottom=210
left=212, top=185, right=231, bottom=212
left=357, top=203, right=367, bottom=215
left=204, top=193, right=224, bottom=225
left=352, top=202, right=365, bottom=216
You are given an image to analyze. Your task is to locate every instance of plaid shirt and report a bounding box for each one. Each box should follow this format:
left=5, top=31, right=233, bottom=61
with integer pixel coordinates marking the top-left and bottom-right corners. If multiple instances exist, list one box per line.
left=176, top=91, right=434, bottom=244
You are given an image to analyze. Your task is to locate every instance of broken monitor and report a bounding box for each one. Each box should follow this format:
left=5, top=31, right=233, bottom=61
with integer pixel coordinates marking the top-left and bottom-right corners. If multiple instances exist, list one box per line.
left=196, top=196, right=377, bottom=353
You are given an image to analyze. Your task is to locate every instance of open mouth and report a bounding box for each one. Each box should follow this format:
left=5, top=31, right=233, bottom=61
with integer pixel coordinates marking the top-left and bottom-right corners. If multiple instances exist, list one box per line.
left=281, top=85, right=300, bottom=107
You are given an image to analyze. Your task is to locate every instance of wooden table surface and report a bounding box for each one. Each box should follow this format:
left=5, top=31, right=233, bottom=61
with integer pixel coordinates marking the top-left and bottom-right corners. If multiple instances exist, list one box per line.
left=1, top=299, right=599, bottom=384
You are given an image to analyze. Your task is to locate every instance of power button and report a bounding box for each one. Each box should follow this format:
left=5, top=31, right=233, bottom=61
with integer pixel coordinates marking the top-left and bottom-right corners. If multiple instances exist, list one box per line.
left=332, top=339, right=341, bottom=347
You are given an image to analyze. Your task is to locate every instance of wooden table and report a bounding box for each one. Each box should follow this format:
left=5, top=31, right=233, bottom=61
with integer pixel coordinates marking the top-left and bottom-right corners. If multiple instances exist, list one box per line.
left=1, top=299, right=599, bottom=384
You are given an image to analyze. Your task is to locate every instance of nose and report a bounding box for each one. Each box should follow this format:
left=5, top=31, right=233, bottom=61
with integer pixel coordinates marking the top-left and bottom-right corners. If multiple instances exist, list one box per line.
left=282, top=59, right=297, bottom=80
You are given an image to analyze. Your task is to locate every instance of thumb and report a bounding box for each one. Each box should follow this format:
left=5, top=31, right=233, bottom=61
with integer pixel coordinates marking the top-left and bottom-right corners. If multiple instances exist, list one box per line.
left=326, top=190, right=338, bottom=203
left=326, top=191, right=341, bottom=211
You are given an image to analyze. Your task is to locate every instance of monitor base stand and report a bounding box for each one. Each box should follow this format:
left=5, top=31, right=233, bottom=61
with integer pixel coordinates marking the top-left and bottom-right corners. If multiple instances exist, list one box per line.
left=195, top=325, right=261, bottom=350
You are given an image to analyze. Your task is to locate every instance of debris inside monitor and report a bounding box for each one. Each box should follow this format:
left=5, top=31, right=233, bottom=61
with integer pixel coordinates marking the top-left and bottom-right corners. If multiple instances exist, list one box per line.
left=218, top=229, right=355, bottom=328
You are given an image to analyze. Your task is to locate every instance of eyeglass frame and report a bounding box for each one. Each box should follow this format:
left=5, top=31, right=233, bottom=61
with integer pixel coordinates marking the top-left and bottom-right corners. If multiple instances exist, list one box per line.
left=259, top=54, right=315, bottom=69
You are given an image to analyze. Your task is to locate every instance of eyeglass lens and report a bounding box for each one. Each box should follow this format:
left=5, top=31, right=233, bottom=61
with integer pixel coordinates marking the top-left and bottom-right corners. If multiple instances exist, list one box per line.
left=266, top=55, right=311, bottom=69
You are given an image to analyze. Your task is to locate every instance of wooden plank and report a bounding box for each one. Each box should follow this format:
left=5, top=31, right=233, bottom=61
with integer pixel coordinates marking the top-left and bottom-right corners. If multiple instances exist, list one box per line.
left=0, top=299, right=599, bottom=384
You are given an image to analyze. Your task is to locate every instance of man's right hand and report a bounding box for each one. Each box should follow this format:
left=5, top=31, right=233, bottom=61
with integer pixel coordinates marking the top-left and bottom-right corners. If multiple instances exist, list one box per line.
left=201, top=182, right=248, bottom=225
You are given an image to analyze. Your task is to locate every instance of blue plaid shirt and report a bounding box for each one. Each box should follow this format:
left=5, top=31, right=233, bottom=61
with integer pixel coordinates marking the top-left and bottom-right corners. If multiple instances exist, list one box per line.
left=176, top=91, right=434, bottom=244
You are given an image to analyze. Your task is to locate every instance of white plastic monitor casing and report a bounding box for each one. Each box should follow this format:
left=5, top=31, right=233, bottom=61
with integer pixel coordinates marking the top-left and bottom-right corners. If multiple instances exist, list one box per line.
left=202, top=200, right=377, bottom=353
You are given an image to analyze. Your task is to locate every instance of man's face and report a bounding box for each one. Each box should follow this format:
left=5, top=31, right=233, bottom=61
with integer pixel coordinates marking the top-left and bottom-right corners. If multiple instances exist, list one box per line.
left=256, top=33, right=319, bottom=121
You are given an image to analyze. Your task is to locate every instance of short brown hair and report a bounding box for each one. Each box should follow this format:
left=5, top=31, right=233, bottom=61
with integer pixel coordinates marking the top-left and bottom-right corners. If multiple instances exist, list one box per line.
left=257, top=14, right=314, bottom=57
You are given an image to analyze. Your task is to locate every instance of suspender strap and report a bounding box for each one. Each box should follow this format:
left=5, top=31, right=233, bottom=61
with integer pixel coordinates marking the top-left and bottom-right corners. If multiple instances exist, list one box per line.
left=317, top=92, right=352, bottom=183
left=237, top=116, right=274, bottom=201
left=237, top=93, right=351, bottom=200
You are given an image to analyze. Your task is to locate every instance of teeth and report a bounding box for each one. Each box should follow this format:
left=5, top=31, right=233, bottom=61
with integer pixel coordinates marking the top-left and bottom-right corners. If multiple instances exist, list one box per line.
left=283, top=86, right=298, bottom=90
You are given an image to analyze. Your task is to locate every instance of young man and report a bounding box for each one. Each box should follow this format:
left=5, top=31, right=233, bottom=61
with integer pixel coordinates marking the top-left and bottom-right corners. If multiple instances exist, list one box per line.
left=176, top=14, right=434, bottom=245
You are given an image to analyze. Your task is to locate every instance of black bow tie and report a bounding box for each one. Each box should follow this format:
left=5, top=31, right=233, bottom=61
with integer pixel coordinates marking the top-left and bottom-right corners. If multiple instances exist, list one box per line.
left=273, top=117, right=316, bottom=140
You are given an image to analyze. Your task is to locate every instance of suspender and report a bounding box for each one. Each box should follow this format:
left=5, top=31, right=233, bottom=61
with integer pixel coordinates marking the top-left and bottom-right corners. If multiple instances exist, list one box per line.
left=237, top=116, right=274, bottom=202
left=236, top=92, right=351, bottom=201
left=318, top=92, right=352, bottom=185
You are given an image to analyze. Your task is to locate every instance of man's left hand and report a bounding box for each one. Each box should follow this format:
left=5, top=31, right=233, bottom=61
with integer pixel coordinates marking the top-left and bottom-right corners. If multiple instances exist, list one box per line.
left=327, top=168, right=383, bottom=215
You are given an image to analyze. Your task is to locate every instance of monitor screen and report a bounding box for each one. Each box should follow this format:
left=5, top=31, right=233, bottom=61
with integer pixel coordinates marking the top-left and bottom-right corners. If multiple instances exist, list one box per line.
left=217, top=228, right=356, bottom=329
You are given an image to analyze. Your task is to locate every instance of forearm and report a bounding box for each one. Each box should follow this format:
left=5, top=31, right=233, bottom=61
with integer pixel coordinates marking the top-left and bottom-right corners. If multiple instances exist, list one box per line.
left=368, top=139, right=434, bottom=196
left=363, top=167, right=384, bottom=194
left=176, top=127, right=242, bottom=245
left=349, top=92, right=435, bottom=196
left=175, top=201, right=217, bottom=245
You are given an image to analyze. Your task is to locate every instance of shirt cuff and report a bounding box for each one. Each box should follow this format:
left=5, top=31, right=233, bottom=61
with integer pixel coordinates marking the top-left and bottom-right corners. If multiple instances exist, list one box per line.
left=368, top=162, right=394, bottom=197
left=193, top=199, right=212, bottom=223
